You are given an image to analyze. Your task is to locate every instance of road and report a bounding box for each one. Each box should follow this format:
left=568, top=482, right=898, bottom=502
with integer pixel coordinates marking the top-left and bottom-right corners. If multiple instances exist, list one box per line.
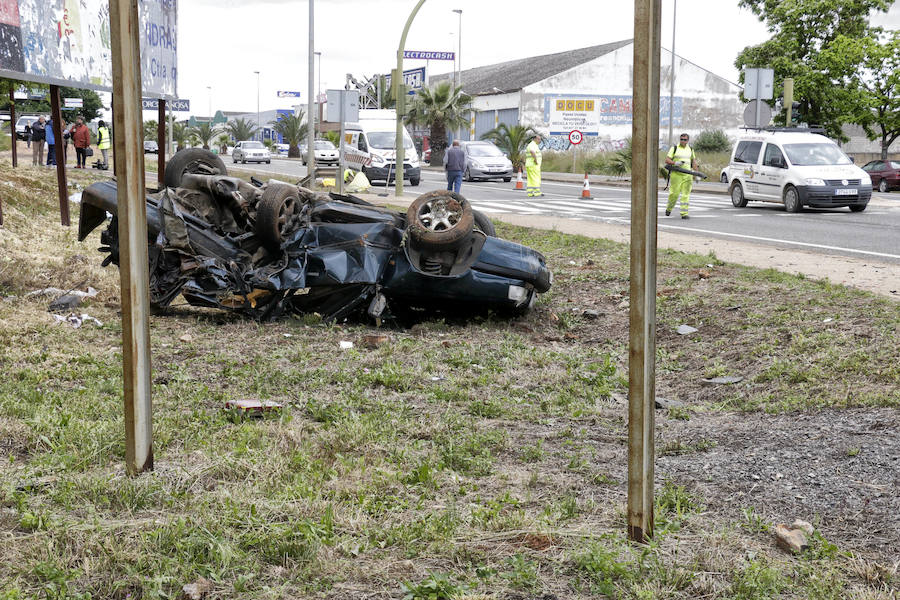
left=228, top=158, right=900, bottom=265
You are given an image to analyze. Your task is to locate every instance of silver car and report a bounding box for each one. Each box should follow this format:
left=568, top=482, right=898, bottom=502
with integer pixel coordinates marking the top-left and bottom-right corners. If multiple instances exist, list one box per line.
left=232, top=140, right=271, bottom=164
left=301, top=139, right=339, bottom=166
left=460, top=141, right=514, bottom=182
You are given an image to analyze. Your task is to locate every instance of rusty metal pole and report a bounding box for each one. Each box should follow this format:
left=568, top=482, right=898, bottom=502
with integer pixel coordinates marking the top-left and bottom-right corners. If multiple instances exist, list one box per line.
left=628, top=0, right=662, bottom=544
left=49, top=85, right=70, bottom=226
left=9, top=89, right=17, bottom=168
left=110, top=0, right=154, bottom=475
left=158, top=99, right=166, bottom=186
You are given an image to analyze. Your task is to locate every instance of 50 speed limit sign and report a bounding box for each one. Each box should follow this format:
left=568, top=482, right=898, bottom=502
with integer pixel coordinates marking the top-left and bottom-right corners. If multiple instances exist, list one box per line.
left=568, top=130, right=583, bottom=145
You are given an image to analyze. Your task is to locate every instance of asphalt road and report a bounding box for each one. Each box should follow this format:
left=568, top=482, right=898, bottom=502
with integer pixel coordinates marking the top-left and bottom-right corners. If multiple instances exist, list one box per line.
left=229, top=158, right=900, bottom=265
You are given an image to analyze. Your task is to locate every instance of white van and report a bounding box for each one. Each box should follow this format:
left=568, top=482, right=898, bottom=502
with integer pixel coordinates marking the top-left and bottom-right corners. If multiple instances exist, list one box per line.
left=345, top=109, right=421, bottom=186
left=725, top=130, right=872, bottom=212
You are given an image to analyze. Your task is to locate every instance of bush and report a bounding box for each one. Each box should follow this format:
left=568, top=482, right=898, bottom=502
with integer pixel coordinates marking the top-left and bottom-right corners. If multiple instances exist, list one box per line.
left=692, top=129, right=731, bottom=153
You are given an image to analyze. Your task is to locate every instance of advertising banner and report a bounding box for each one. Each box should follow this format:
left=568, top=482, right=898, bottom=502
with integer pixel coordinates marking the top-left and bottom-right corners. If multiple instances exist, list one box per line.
left=142, top=97, right=190, bottom=111
left=544, top=94, right=683, bottom=133
left=403, top=50, right=454, bottom=60
left=384, top=66, right=426, bottom=95
left=277, top=91, right=301, bottom=98
left=0, top=0, right=177, bottom=98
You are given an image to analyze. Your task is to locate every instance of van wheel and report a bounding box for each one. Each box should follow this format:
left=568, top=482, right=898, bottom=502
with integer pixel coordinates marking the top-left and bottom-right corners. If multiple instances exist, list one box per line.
left=783, top=185, right=802, bottom=212
left=730, top=182, right=748, bottom=208
left=849, top=204, right=867, bottom=212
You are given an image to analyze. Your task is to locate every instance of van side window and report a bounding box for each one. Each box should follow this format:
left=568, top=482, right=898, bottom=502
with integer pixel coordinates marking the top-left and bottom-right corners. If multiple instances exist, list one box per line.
left=733, top=141, right=762, bottom=164
left=358, top=134, right=368, bottom=152
left=763, top=144, right=786, bottom=168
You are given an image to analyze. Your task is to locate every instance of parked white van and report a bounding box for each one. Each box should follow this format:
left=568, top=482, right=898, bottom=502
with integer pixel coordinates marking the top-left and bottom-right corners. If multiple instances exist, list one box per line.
left=725, top=130, right=872, bottom=212
left=344, top=109, right=421, bottom=186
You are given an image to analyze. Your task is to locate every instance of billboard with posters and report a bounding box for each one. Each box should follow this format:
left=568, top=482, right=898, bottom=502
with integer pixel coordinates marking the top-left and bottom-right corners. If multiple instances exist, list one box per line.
left=0, top=0, right=176, bottom=98
left=544, top=93, right=683, bottom=134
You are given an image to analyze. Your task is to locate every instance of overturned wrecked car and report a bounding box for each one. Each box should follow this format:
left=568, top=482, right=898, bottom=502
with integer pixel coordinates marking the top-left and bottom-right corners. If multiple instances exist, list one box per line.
left=78, top=149, right=552, bottom=322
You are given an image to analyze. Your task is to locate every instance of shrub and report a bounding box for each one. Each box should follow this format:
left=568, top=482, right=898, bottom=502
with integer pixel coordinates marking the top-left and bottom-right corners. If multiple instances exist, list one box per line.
left=692, top=129, right=731, bottom=153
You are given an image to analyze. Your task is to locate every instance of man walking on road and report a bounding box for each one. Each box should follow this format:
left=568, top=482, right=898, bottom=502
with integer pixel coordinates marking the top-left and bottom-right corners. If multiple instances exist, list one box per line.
left=444, top=139, right=465, bottom=194
left=665, top=132, right=699, bottom=219
left=525, top=134, right=543, bottom=197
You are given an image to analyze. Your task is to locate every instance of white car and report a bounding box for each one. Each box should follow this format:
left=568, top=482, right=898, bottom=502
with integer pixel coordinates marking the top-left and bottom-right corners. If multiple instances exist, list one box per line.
left=301, top=140, right=339, bottom=166
left=726, top=130, right=871, bottom=213
left=232, top=140, right=271, bottom=164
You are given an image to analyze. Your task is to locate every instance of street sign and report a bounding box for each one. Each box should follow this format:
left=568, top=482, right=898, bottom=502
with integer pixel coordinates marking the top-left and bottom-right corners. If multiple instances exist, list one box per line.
left=568, top=130, right=583, bottom=145
left=141, top=98, right=190, bottom=111
left=744, top=68, right=774, bottom=100
left=403, top=50, right=455, bottom=60
left=326, top=89, right=360, bottom=123
left=277, top=91, right=302, bottom=98
left=743, top=100, right=772, bottom=128
left=384, top=67, right=426, bottom=95
left=64, top=97, right=84, bottom=108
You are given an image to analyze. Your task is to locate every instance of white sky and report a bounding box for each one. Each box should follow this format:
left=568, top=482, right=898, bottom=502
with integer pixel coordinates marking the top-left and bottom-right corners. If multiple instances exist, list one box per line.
left=171, top=0, right=899, bottom=119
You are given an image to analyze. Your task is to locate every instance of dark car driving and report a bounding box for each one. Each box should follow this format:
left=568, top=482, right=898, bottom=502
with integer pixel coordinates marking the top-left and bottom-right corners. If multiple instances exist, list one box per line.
left=861, top=160, right=900, bottom=193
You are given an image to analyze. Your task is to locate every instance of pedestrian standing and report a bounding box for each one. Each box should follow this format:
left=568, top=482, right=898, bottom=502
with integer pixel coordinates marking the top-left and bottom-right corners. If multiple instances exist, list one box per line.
left=665, top=132, right=699, bottom=219
left=525, top=134, right=543, bottom=197
left=30, top=117, right=45, bottom=165
left=46, top=118, right=56, bottom=165
left=24, top=124, right=31, bottom=148
left=71, top=116, right=91, bottom=168
left=96, top=120, right=111, bottom=168
left=444, top=139, right=465, bottom=194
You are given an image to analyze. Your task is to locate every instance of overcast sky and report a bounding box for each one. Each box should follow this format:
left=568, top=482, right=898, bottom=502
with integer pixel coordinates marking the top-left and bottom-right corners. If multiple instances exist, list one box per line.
left=172, top=0, right=900, bottom=119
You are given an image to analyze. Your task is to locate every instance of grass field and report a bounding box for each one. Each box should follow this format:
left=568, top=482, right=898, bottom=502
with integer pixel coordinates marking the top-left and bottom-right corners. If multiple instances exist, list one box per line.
left=0, top=163, right=898, bottom=599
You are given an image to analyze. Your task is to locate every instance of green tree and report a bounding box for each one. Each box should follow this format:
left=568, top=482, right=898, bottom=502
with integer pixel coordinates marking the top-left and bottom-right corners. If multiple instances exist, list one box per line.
left=735, top=0, right=891, bottom=139
left=480, top=123, right=537, bottom=170
left=226, top=117, right=259, bottom=143
left=405, top=81, right=471, bottom=166
left=819, top=31, right=900, bottom=159
left=172, top=122, right=188, bottom=152
left=187, top=121, right=222, bottom=150
left=269, top=110, right=308, bottom=158
left=1, top=84, right=105, bottom=122
left=143, top=120, right=158, bottom=141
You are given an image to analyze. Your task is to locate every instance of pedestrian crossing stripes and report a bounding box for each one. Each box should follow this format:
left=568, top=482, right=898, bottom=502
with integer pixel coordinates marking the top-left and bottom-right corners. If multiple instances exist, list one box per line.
left=472, top=195, right=727, bottom=217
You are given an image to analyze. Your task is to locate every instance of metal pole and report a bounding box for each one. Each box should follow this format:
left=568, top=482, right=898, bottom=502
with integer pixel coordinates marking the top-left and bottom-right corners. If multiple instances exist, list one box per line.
left=783, top=78, right=794, bottom=127
left=110, top=0, right=153, bottom=475
left=157, top=99, right=166, bottom=186
left=49, top=85, right=69, bottom=226
left=453, top=9, right=462, bottom=89
left=307, top=3, right=316, bottom=177
left=395, top=0, right=427, bottom=198
left=338, top=92, right=345, bottom=196
left=628, top=0, right=662, bottom=544
left=9, top=89, right=16, bottom=168
left=754, top=70, right=761, bottom=127
left=667, top=0, right=676, bottom=147
left=254, top=71, right=260, bottom=141
left=168, top=103, right=174, bottom=155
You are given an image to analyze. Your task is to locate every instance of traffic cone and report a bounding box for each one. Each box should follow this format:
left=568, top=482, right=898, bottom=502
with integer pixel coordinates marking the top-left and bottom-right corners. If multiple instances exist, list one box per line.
left=514, top=168, right=524, bottom=190
left=581, top=173, right=592, bottom=199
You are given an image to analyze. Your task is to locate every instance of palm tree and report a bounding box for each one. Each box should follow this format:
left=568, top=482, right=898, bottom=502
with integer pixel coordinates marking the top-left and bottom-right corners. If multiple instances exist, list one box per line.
left=480, top=123, right=538, bottom=171
left=187, top=121, right=222, bottom=150
left=405, top=81, right=471, bottom=166
left=172, top=122, right=188, bottom=152
left=226, top=117, right=259, bottom=143
left=269, top=110, right=308, bottom=158
left=143, top=119, right=158, bottom=141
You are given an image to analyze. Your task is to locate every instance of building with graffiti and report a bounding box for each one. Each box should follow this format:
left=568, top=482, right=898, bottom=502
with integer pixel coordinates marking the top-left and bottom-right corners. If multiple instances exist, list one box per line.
left=429, top=39, right=743, bottom=151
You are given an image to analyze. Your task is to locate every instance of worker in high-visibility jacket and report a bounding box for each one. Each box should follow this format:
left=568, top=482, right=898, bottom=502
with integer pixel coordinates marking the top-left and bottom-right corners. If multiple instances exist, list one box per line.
left=96, top=120, right=111, bottom=169
left=525, top=134, right=543, bottom=197
left=665, top=132, right=699, bottom=219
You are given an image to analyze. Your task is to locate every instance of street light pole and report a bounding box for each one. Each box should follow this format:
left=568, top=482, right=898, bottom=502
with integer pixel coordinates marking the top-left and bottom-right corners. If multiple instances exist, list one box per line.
left=308, top=1, right=316, bottom=177
left=314, top=52, right=322, bottom=99
left=206, top=85, right=211, bottom=122
left=452, top=9, right=462, bottom=89
left=394, top=0, right=427, bottom=198
left=667, top=0, right=676, bottom=147
left=254, top=71, right=260, bottom=142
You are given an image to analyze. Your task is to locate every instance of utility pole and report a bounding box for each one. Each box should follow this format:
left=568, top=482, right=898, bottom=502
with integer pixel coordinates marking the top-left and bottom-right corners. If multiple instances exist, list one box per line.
left=783, top=78, right=794, bottom=126
left=667, top=0, right=676, bottom=147
left=307, top=2, right=316, bottom=177
left=394, top=0, right=427, bottom=198
left=254, top=71, right=260, bottom=142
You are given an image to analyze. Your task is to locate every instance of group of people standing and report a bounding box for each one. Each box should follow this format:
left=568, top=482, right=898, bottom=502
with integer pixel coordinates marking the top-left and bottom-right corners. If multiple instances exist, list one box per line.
left=23, top=116, right=110, bottom=169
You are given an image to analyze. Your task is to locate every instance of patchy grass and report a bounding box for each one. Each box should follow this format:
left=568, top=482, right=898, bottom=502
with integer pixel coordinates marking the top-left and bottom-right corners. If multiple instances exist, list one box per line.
left=0, top=162, right=898, bottom=598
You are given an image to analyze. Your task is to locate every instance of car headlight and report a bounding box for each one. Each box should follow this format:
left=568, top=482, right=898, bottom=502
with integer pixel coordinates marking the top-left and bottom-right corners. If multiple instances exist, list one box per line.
left=409, top=154, right=419, bottom=166
left=861, top=174, right=871, bottom=185
left=471, top=160, right=485, bottom=169
left=805, top=178, right=825, bottom=186
left=371, top=154, right=385, bottom=166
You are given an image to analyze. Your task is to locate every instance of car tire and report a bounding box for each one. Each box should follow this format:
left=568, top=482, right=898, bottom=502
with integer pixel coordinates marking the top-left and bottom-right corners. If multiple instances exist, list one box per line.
left=878, top=179, right=888, bottom=193
left=233, top=157, right=237, bottom=164
left=409, top=177, right=420, bottom=186
left=266, top=160, right=271, bottom=164
left=406, top=190, right=474, bottom=251
left=255, top=183, right=301, bottom=251
left=503, top=177, right=511, bottom=183
left=730, top=181, right=748, bottom=208
left=472, top=209, right=496, bottom=237
left=464, top=168, right=472, bottom=182
left=783, top=185, right=802, bottom=212
left=163, top=148, right=228, bottom=188
left=849, top=204, right=867, bottom=212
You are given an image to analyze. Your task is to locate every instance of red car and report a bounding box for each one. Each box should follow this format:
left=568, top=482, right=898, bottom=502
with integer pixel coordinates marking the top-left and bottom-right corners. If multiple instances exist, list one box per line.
left=862, top=159, right=900, bottom=193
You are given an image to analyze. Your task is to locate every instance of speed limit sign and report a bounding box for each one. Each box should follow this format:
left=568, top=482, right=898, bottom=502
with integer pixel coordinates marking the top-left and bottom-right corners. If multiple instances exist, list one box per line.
left=568, top=130, right=583, bottom=145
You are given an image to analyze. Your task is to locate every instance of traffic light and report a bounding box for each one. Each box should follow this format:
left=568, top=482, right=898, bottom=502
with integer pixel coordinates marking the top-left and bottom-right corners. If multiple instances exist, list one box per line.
left=790, top=101, right=801, bottom=125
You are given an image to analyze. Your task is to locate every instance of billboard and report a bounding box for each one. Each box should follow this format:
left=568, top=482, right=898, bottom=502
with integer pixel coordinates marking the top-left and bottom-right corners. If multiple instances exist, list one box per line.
left=403, top=50, right=454, bottom=60
left=384, top=66, right=426, bottom=95
left=544, top=94, right=683, bottom=133
left=0, top=0, right=177, bottom=99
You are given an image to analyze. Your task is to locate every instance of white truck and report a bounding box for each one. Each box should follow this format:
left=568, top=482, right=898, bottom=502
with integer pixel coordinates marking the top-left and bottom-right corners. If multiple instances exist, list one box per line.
left=344, top=109, right=421, bottom=186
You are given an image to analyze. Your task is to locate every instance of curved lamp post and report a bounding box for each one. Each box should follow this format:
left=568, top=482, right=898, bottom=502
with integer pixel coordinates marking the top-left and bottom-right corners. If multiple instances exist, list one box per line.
left=394, top=0, right=427, bottom=197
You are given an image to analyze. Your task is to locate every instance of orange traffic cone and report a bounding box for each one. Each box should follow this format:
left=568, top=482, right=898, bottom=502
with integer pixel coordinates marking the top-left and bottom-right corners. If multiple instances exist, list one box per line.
left=581, top=173, right=592, bottom=199
left=514, top=168, right=524, bottom=190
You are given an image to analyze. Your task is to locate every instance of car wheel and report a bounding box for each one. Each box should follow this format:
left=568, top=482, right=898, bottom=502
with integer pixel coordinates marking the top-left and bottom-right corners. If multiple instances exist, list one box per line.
left=266, top=160, right=271, bottom=164
left=464, top=168, right=472, bottom=182
left=849, top=203, right=867, bottom=212
left=730, top=181, right=748, bottom=208
left=409, top=177, right=420, bottom=186
left=720, top=172, right=728, bottom=183
left=406, top=190, right=474, bottom=251
left=783, top=185, right=802, bottom=212
left=232, top=157, right=237, bottom=164
left=163, top=148, right=228, bottom=188
left=255, top=183, right=301, bottom=251
left=503, top=177, right=511, bottom=183
left=472, top=209, right=496, bottom=237
left=878, top=179, right=888, bottom=193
